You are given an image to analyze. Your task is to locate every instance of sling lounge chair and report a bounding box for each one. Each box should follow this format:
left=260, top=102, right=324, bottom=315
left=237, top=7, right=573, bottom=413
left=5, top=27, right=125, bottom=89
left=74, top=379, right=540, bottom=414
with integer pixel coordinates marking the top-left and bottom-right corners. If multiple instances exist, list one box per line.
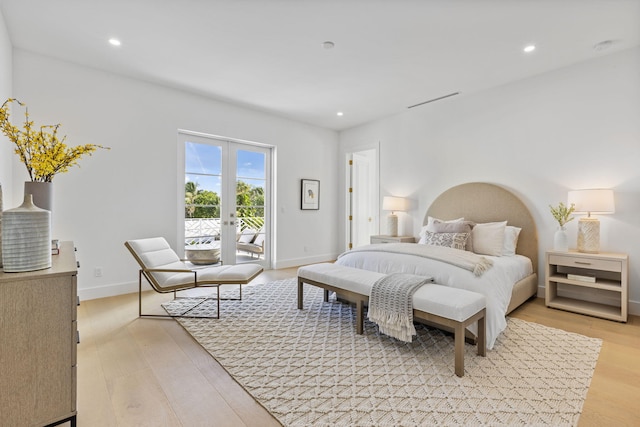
left=125, top=237, right=263, bottom=318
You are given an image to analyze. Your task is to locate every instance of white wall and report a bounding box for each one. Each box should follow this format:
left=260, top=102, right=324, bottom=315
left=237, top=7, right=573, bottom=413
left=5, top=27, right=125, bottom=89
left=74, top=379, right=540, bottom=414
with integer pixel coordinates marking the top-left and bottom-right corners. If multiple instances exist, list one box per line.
left=339, top=48, right=640, bottom=315
left=0, top=8, right=12, bottom=200
left=11, top=50, right=340, bottom=300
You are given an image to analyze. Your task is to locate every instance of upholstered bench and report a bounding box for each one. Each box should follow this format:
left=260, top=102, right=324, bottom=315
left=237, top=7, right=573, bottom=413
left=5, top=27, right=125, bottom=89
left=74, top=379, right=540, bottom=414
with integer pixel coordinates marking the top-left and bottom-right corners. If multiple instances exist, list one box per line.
left=297, top=263, right=486, bottom=376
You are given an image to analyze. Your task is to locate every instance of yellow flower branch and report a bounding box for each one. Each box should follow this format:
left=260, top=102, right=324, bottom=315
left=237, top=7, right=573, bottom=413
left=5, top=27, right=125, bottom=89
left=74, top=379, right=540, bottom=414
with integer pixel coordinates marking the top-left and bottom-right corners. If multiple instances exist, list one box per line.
left=1, top=98, right=109, bottom=182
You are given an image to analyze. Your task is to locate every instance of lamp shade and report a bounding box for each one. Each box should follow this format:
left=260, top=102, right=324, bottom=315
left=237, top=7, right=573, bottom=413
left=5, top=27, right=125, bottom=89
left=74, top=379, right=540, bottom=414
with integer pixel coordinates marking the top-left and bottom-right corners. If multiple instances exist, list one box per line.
left=382, top=196, right=406, bottom=212
left=567, top=189, right=615, bottom=215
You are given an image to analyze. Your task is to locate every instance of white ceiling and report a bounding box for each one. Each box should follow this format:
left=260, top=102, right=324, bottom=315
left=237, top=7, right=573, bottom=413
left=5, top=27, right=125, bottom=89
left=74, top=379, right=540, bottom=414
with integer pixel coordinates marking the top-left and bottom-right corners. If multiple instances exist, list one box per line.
left=1, top=0, right=639, bottom=131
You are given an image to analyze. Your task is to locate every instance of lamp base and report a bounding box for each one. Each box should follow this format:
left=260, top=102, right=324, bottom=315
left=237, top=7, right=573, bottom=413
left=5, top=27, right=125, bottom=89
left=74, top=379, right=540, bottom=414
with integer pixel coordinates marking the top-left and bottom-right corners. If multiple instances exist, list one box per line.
left=577, top=218, right=600, bottom=253
left=386, top=214, right=398, bottom=237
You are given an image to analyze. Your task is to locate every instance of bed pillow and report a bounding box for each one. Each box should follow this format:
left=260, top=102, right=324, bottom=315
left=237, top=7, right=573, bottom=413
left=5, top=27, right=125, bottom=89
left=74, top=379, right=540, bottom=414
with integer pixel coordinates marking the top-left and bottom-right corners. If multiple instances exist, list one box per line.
left=427, top=219, right=473, bottom=233
left=471, top=221, right=507, bottom=256
left=420, top=216, right=464, bottom=239
left=501, top=226, right=522, bottom=256
left=426, top=216, right=464, bottom=228
left=420, top=231, right=469, bottom=250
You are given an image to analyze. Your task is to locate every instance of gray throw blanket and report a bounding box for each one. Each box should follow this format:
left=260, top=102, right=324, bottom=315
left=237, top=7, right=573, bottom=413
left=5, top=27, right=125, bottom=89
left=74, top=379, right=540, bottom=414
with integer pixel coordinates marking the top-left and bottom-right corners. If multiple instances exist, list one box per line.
left=367, top=273, right=433, bottom=343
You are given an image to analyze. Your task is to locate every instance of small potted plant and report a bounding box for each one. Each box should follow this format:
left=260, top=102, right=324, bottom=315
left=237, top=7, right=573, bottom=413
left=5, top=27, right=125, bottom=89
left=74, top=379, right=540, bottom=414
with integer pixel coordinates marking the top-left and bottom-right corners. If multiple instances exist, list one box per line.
left=549, top=202, right=575, bottom=251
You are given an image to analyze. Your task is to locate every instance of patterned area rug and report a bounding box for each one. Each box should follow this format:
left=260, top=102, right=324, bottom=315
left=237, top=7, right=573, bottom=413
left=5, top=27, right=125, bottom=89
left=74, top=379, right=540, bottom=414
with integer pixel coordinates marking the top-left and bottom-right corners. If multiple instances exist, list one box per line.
left=170, top=279, right=602, bottom=426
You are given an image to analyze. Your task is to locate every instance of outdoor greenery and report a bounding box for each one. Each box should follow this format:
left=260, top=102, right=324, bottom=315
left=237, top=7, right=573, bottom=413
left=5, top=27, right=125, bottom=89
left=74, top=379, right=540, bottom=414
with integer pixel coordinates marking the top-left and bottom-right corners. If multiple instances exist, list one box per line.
left=185, top=181, right=264, bottom=229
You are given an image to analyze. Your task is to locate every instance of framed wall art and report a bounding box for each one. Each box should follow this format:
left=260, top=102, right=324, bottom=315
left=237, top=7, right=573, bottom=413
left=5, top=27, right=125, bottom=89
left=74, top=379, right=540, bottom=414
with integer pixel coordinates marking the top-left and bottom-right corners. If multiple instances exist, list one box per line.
left=301, top=179, right=320, bottom=210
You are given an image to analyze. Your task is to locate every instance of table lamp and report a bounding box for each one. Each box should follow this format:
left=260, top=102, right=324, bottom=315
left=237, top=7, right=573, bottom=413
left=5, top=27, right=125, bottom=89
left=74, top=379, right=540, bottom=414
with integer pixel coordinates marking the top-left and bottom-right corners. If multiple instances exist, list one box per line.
left=382, top=196, right=406, bottom=237
left=567, top=189, right=615, bottom=253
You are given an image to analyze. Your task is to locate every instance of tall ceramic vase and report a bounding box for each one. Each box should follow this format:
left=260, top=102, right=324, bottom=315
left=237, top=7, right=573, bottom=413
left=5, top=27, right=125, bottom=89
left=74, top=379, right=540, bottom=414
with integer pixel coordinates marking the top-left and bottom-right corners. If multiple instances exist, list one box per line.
left=24, top=181, right=53, bottom=211
left=553, top=226, right=569, bottom=252
left=1, top=194, right=52, bottom=272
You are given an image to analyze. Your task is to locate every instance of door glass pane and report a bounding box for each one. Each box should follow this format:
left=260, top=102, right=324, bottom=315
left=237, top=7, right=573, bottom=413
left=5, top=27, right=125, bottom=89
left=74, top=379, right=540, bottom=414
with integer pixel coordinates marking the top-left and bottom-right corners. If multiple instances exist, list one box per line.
left=236, top=149, right=266, bottom=261
left=185, top=142, right=222, bottom=261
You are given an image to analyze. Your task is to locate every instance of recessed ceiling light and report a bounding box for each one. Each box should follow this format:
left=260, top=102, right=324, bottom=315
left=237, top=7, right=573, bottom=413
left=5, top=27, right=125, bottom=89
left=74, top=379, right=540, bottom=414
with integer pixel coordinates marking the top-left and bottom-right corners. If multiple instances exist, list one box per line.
left=322, top=41, right=335, bottom=50
left=523, top=45, right=536, bottom=53
left=109, top=38, right=121, bottom=46
left=337, top=112, right=344, bottom=116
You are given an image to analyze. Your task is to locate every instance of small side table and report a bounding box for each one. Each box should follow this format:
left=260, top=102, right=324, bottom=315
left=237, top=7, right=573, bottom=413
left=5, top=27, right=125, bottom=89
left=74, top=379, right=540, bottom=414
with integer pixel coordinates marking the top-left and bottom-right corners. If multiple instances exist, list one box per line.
left=370, top=235, right=415, bottom=244
left=545, top=249, right=628, bottom=322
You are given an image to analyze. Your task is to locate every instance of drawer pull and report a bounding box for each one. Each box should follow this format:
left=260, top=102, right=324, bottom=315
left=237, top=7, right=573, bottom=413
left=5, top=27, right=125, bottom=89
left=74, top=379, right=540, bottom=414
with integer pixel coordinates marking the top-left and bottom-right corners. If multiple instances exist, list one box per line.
left=574, top=261, right=592, bottom=266
left=77, top=261, right=81, bottom=268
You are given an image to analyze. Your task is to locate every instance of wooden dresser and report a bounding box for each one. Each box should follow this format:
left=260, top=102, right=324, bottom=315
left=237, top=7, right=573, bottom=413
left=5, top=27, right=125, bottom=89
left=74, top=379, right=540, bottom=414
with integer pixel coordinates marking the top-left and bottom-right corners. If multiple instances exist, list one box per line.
left=0, top=241, right=78, bottom=426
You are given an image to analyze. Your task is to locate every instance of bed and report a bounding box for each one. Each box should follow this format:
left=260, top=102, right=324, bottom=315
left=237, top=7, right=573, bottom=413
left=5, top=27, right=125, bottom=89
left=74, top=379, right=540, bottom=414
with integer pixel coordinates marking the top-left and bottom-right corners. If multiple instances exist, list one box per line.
left=335, top=182, right=539, bottom=349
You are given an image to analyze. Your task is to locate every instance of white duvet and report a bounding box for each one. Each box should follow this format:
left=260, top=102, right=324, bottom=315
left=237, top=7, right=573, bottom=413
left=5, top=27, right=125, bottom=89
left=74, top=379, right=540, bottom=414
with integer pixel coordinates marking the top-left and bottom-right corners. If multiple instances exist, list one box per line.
left=335, top=244, right=533, bottom=349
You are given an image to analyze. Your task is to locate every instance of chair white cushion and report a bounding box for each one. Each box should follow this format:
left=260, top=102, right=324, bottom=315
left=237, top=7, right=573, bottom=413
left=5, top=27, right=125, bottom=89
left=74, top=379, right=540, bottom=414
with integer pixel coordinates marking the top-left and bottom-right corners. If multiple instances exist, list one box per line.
left=126, top=237, right=262, bottom=291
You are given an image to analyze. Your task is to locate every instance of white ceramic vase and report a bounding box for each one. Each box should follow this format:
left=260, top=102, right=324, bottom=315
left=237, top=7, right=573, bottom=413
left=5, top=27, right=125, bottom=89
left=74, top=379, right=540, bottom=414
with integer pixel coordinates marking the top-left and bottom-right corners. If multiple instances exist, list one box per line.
left=553, top=226, right=569, bottom=252
left=1, top=194, right=52, bottom=272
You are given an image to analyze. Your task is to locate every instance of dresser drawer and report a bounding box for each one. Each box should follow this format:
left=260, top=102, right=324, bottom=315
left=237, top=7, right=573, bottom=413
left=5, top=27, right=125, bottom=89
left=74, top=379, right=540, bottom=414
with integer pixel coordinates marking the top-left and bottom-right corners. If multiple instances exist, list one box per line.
left=548, top=254, right=622, bottom=272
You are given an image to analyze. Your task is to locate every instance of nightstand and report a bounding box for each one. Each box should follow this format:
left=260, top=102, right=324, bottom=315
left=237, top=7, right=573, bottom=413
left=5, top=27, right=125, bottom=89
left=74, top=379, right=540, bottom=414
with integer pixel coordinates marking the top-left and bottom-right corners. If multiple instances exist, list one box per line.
left=370, top=235, right=415, bottom=244
left=545, top=250, right=628, bottom=322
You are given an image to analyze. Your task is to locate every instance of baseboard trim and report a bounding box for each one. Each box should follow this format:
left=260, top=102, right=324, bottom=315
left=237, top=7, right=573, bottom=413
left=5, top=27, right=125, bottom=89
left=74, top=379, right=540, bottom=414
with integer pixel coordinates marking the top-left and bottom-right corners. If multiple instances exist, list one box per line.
left=273, top=253, right=339, bottom=270
left=79, top=280, right=150, bottom=301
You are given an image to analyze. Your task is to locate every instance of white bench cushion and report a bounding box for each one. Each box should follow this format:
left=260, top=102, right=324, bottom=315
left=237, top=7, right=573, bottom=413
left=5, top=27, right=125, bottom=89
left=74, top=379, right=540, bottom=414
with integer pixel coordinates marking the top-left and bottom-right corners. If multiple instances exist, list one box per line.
left=413, top=285, right=485, bottom=322
left=298, top=263, right=485, bottom=322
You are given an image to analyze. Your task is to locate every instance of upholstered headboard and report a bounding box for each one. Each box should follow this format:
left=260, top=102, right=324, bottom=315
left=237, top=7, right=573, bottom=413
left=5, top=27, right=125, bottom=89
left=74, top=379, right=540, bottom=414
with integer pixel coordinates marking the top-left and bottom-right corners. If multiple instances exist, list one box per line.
left=425, top=182, right=538, bottom=272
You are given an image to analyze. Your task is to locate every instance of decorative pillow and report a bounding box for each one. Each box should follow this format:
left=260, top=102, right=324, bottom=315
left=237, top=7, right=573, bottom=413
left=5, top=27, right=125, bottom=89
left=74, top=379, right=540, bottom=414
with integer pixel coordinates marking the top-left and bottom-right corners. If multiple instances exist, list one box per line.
left=501, top=226, right=522, bottom=256
left=238, top=229, right=257, bottom=243
left=420, top=217, right=464, bottom=239
left=471, top=221, right=507, bottom=256
left=420, top=231, right=469, bottom=250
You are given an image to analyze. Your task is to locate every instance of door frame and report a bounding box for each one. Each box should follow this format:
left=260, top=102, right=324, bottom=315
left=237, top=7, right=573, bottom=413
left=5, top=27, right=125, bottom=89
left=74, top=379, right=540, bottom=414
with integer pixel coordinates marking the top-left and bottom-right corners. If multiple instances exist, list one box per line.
left=177, top=129, right=274, bottom=269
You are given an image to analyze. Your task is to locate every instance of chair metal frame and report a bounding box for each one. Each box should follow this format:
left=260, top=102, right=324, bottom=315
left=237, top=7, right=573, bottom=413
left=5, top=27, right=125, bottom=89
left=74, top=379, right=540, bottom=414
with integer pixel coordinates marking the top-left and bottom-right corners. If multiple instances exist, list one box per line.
left=125, top=240, right=262, bottom=319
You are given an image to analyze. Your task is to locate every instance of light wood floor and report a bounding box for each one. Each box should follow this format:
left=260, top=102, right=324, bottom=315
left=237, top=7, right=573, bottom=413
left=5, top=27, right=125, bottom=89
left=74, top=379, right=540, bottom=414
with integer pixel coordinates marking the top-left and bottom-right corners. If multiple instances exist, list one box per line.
left=69, top=267, right=639, bottom=426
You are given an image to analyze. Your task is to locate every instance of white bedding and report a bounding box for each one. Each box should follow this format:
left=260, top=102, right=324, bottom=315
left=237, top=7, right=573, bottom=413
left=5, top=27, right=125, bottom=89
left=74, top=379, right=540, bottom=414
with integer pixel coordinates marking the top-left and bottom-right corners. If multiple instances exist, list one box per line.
left=335, top=244, right=533, bottom=349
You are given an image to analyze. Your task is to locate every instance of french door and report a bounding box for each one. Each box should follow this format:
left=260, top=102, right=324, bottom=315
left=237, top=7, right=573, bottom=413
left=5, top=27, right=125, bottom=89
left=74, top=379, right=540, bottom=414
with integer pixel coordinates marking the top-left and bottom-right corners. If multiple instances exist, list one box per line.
left=179, top=131, right=271, bottom=268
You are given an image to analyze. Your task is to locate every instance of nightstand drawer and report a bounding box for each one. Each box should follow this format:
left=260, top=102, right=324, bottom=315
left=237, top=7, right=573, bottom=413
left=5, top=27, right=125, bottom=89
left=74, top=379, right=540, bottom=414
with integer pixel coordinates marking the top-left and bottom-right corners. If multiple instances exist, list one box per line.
left=548, top=254, right=622, bottom=272
left=373, top=237, right=399, bottom=244
left=370, top=235, right=415, bottom=244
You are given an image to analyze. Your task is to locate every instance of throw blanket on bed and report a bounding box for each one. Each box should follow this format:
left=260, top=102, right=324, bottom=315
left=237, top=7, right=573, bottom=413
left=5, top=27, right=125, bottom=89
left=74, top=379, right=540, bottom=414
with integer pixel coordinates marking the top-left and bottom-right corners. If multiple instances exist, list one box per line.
left=367, top=273, right=433, bottom=343
left=340, top=243, right=493, bottom=277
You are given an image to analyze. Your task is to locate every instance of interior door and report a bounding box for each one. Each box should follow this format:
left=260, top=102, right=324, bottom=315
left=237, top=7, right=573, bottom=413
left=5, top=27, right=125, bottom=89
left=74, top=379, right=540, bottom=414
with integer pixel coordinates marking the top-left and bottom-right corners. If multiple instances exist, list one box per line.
left=180, top=132, right=271, bottom=268
left=347, top=147, right=379, bottom=249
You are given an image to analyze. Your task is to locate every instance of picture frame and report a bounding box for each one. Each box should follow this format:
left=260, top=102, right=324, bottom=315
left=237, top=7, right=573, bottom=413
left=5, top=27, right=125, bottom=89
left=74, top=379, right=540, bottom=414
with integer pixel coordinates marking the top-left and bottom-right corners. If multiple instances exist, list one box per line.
left=301, top=179, right=320, bottom=210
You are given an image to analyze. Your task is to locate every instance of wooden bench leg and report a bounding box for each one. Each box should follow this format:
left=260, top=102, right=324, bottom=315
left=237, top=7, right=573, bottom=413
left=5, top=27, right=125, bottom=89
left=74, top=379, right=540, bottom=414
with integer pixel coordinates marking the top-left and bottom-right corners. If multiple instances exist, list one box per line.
left=477, top=309, right=486, bottom=357
left=454, top=322, right=465, bottom=377
left=356, top=300, right=364, bottom=334
left=297, top=278, right=303, bottom=309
